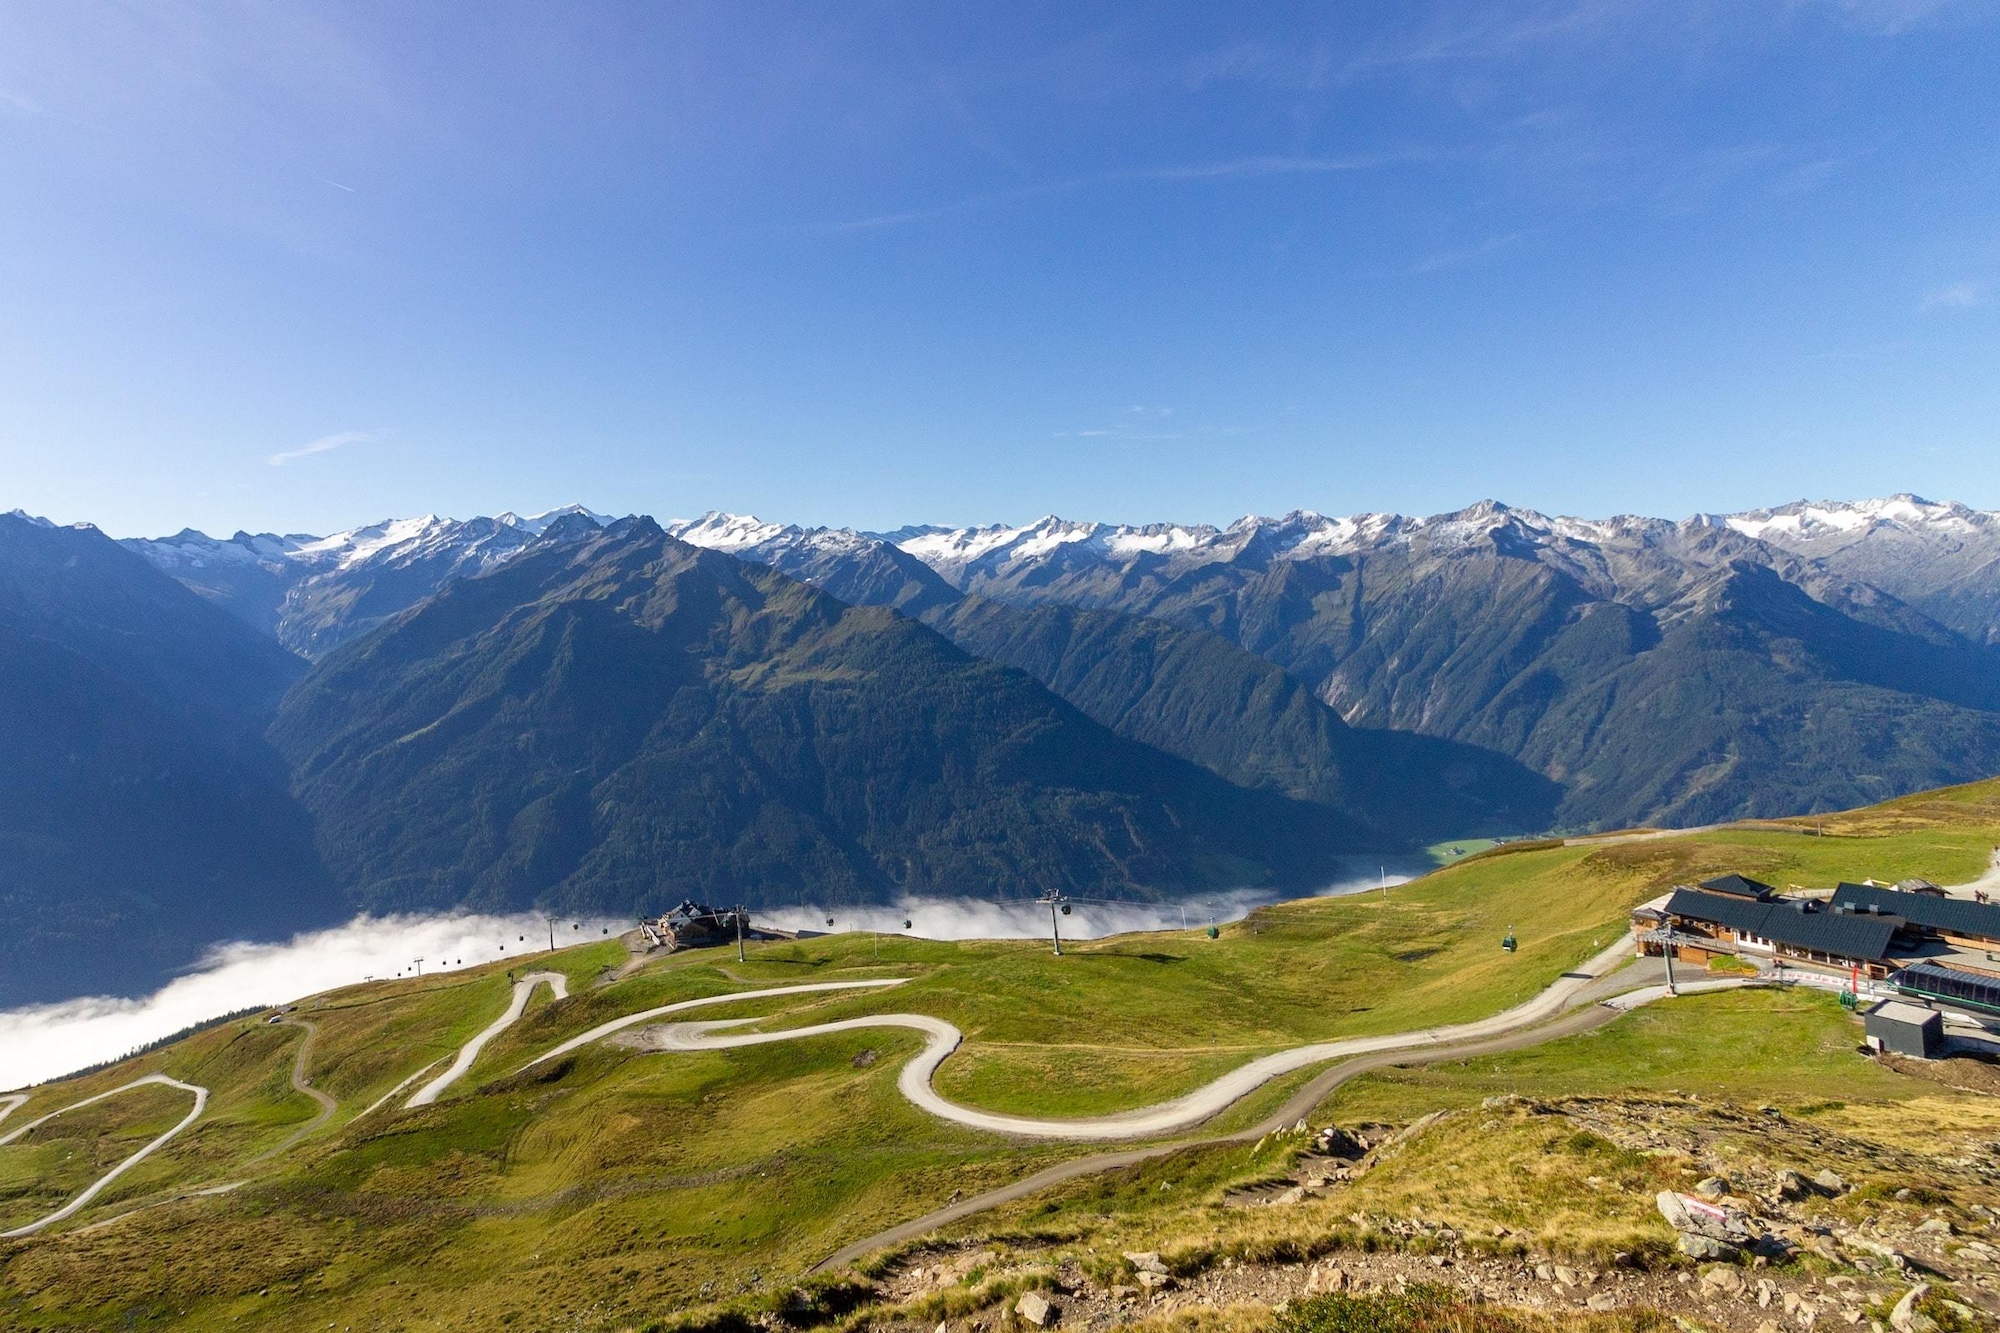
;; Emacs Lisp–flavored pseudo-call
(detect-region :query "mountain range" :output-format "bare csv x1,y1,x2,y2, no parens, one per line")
4,493,1997,1004
123,495,2000,832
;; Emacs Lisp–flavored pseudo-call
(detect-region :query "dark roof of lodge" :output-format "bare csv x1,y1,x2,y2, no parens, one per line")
1831,882,2000,943
1699,874,1777,900
1665,887,1900,961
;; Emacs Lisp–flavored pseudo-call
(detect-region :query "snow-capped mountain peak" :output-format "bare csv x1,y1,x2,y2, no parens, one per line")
494,504,615,536
1717,494,1993,544
664,510,801,552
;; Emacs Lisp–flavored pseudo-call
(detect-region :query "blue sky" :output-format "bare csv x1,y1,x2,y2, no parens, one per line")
2,1,1997,538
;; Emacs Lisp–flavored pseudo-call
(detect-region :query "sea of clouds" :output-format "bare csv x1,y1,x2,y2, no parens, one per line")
0,859,1422,1090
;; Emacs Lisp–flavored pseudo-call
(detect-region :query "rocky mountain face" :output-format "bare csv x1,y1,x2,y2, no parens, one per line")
124,506,611,656
270,521,1362,916
666,513,1560,840
865,501,2000,829
0,513,342,1005
1713,495,2000,646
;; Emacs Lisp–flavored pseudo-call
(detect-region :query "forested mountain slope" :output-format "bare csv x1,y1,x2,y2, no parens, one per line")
0,513,341,1005
270,520,1362,915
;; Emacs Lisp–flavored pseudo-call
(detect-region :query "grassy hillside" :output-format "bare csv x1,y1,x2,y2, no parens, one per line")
3,778,1999,1330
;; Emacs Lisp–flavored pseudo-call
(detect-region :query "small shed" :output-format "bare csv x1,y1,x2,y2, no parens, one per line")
1864,999,1945,1060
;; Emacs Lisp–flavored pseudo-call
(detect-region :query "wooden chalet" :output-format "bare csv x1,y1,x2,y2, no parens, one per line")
1634,874,1900,979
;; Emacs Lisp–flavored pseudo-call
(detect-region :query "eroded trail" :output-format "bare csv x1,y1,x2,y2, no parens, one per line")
0,1074,209,1239
407,971,570,1108
246,1020,338,1163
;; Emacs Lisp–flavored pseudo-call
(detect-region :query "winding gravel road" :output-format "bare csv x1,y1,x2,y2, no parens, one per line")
407,970,570,1108
808,966,1759,1272
642,934,1649,1142
0,1074,209,1239
517,979,910,1072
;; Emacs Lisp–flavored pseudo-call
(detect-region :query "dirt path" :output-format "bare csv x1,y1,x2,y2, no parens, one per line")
1947,846,2000,898
806,972,1759,1274
0,1093,26,1130
245,1020,338,1163
407,970,570,1108
0,1074,208,1239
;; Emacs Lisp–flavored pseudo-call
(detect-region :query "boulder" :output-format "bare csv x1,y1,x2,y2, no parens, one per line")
1122,1251,1167,1275
1135,1270,1172,1292
1702,1265,1748,1295
1815,1170,1847,1192
1776,1170,1808,1201
1684,1235,1743,1262
1659,1192,1695,1230
1015,1291,1055,1327
1587,1294,1620,1312
1697,1177,1732,1199
1889,1284,1931,1333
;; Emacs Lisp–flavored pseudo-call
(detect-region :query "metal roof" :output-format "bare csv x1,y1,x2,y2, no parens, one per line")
1866,999,1941,1027
1664,887,1900,961
1831,882,2000,943
1697,873,1778,900
1892,961,2000,1014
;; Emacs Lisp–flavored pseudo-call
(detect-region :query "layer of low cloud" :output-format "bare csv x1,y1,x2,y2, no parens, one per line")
0,911,620,1090
0,861,1417,1091
268,429,371,466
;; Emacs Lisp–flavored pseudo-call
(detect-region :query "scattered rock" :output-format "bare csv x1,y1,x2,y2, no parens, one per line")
1777,1170,1809,1201
1014,1290,1054,1327
1107,1285,1137,1302
1816,1170,1848,1193
1701,1265,1748,1296
1315,1126,1372,1159
1122,1251,1167,1275
1915,1218,1952,1236
1587,1293,1620,1311
1135,1271,1172,1293
1888,1284,1931,1333
1698,1177,1732,1199
1682,1234,1743,1262
1554,1266,1579,1288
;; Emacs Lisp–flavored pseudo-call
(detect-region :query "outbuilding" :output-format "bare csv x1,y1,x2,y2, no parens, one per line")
1863,999,1945,1060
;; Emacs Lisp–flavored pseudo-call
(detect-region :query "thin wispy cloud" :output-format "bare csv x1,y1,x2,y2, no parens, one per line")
319,177,358,193
1921,281,1987,311
1408,231,1531,275
268,429,371,466
823,152,1423,233
0,86,46,116
1058,405,1188,442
